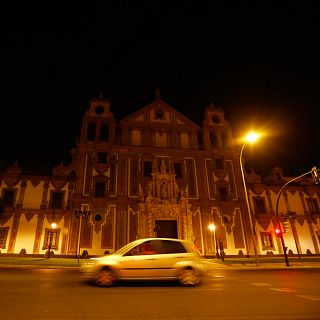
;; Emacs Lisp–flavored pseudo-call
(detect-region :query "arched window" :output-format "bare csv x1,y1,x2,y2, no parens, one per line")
100,123,109,141
87,123,96,141
95,182,106,198
210,132,218,147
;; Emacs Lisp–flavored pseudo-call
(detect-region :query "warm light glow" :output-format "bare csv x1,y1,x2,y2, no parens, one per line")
245,131,260,143
208,223,216,231
275,228,281,234
51,222,57,229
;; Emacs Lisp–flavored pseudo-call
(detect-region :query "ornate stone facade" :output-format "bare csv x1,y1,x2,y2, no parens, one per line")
0,93,320,257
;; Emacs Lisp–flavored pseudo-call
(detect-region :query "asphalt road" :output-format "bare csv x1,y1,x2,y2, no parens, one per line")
0,267,319,320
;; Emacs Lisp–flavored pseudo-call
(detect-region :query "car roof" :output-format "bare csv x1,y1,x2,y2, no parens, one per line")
122,238,189,249
133,238,188,243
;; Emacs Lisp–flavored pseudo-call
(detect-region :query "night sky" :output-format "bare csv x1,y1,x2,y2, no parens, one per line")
1,1,320,177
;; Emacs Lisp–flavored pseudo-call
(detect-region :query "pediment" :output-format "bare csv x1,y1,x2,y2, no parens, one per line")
120,99,199,129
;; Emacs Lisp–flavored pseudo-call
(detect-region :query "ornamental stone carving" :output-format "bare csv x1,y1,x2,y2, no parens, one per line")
136,159,194,241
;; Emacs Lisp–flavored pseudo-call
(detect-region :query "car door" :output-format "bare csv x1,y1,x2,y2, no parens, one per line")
151,240,189,278
117,240,161,279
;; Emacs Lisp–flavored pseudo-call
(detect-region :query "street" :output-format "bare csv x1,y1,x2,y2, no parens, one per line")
0,267,320,319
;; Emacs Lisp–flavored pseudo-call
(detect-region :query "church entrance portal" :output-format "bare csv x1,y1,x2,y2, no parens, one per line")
155,220,178,238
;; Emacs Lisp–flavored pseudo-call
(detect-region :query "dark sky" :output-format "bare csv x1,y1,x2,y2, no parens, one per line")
1,1,320,177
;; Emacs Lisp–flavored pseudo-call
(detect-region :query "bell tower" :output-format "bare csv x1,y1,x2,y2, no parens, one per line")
202,102,232,151
79,94,115,144
74,94,117,199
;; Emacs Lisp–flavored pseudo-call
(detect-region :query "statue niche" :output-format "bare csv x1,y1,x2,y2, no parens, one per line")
140,159,182,205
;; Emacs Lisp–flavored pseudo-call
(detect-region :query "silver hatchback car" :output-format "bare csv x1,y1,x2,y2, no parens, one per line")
81,238,207,286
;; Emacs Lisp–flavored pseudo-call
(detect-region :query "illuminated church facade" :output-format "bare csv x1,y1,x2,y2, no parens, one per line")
1,93,320,258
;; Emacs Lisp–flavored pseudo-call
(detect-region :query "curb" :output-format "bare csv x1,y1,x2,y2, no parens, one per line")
205,261,320,270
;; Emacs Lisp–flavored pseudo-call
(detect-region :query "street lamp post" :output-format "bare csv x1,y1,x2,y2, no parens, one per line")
47,222,57,259
287,211,301,259
208,223,220,258
275,168,317,266
76,210,85,263
75,204,91,263
240,132,260,267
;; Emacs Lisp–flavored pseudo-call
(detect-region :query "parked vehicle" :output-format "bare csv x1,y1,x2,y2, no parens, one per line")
80,238,207,286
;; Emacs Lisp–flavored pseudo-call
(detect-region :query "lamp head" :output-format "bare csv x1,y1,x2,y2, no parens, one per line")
51,222,57,229
245,131,260,144
208,223,216,231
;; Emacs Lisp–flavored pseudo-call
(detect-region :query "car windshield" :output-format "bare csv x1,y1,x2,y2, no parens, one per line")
112,240,142,255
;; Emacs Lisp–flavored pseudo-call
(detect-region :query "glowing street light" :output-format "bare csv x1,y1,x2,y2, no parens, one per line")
240,131,261,267
245,131,260,143
47,222,57,259
208,223,220,259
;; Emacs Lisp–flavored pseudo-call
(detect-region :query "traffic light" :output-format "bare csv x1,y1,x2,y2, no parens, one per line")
283,220,289,233
275,228,282,237
311,167,320,184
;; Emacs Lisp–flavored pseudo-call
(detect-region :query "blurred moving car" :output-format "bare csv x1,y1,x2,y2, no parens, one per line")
80,238,207,287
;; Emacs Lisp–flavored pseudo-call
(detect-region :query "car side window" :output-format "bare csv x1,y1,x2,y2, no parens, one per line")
127,241,157,256
124,240,188,256
159,240,187,254
140,241,156,255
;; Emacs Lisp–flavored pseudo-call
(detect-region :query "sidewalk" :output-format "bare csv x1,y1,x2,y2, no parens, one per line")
205,256,320,269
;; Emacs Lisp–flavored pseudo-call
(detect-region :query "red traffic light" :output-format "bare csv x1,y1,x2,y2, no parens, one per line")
275,228,282,236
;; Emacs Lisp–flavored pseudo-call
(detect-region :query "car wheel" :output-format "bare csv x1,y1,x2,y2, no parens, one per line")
178,267,200,286
95,267,116,287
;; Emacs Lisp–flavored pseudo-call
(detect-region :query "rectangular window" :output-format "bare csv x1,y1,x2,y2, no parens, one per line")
210,132,218,147
50,192,64,209
115,127,121,144
0,227,9,249
2,189,16,207
155,132,167,147
97,152,108,164
132,129,141,145
260,232,274,250
174,162,183,178
218,186,228,201
130,158,139,195
143,161,152,177
215,159,224,170
95,182,106,198
253,197,266,214
180,133,189,148
197,132,203,147
306,198,320,214
100,123,109,141
87,123,96,141
185,158,198,198
221,132,228,148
